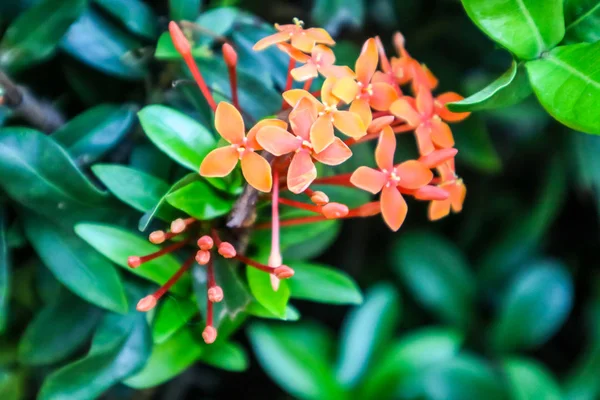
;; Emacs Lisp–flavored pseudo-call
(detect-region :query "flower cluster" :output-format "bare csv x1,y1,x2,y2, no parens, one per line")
128,20,469,344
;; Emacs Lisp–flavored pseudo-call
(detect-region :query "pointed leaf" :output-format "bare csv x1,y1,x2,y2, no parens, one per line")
166,180,233,220
94,0,157,40
169,0,201,20
200,341,249,372
152,296,197,344
247,265,290,319
564,0,600,43
287,261,362,305
502,357,562,400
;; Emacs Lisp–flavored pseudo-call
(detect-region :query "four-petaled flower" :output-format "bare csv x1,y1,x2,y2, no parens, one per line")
253,18,335,53
277,43,354,81
350,126,433,231
200,102,287,192
257,97,352,193
428,160,466,221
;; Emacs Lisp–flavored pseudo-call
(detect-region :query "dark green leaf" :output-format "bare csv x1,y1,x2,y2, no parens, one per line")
138,105,216,170
526,42,600,134
312,0,365,36
336,283,401,387
502,357,562,400
453,115,502,173
52,104,136,166
60,10,147,80
152,296,197,344
18,289,101,366
0,208,8,333
392,231,475,327
564,343,600,400
0,370,24,400
166,180,233,220
154,32,211,60
75,223,191,295
287,261,362,305
460,0,564,60
491,260,573,351
448,61,531,112
197,7,240,45
200,341,249,372
94,0,157,39
169,0,201,20
247,263,290,319
246,302,300,321
129,142,174,181
0,0,86,72
23,215,128,314
564,0,600,43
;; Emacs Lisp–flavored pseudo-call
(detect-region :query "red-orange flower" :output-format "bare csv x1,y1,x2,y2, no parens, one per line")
199,102,286,192
350,126,433,231
253,19,335,53
257,97,352,193
277,43,354,81
428,161,466,221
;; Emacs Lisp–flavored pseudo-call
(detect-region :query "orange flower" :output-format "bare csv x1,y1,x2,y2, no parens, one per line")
428,161,466,221
434,92,471,122
350,126,433,231
257,97,352,194
282,83,366,153
199,102,287,192
331,38,398,111
277,43,354,81
253,18,335,53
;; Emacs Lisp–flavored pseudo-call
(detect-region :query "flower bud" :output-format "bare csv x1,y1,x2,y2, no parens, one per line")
168,21,191,56
222,43,238,68
136,295,157,312
149,230,166,244
197,235,214,250
322,202,349,219
208,286,224,303
195,250,211,265
274,265,295,279
218,242,236,258
202,325,217,344
127,256,141,268
310,191,329,206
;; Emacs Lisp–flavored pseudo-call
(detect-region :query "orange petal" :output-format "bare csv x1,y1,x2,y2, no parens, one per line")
290,97,318,140
256,126,300,156
430,118,455,148
418,148,458,168
356,38,378,85
247,119,288,149
241,151,272,192
435,92,471,122
253,31,291,51
413,185,449,201
282,89,322,109
332,77,360,104
310,115,335,153
350,98,372,127
380,186,408,231
291,63,319,81
428,198,451,221
375,126,396,171
199,146,239,177
350,166,386,194
313,137,352,166
291,33,315,53
370,82,398,111
321,77,341,106
313,45,335,66
390,97,421,127
416,86,434,117
415,124,435,156
450,181,466,212
396,160,433,189
277,43,311,62
333,111,366,139
368,116,395,135
320,65,355,79
372,70,394,86
287,151,317,194
215,102,244,144
305,28,335,46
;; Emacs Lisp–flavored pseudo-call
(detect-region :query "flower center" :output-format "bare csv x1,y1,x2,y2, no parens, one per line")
318,103,337,120
295,136,313,152
356,82,374,99
382,168,401,187
232,138,254,159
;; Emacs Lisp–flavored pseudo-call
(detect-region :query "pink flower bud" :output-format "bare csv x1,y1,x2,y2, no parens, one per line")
149,230,166,244
322,202,349,219
208,286,224,303
136,295,157,312
218,242,236,258
222,43,238,68
274,265,295,279
202,325,217,344
170,218,187,234
310,191,329,206
127,256,141,268
195,250,211,265
197,235,214,250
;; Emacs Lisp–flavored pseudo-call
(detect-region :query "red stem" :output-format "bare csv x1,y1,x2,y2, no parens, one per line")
207,256,216,288
302,78,314,91
312,173,353,186
182,53,217,112
227,65,240,111
271,168,281,264
278,197,321,214
153,253,195,300
234,254,276,273
137,238,191,265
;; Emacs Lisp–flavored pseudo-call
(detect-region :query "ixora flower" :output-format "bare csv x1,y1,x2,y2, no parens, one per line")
428,159,467,221
199,102,287,192
276,43,354,81
252,18,335,52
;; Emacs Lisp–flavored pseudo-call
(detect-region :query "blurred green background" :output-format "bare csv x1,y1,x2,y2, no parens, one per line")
0,0,599,399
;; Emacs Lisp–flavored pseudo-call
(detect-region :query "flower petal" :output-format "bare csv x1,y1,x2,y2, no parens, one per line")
418,148,458,168
313,44,336,66
412,185,449,201
291,33,315,53
313,137,352,166
321,77,341,106
253,31,292,51
333,111,366,138
415,124,436,156
396,160,433,189
247,119,288,149
375,126,396,171
416,86,434,117
320,65,355,79
350,98,372,127
305,28,335,46
199,146,239,177
430,118,455,148
450,181,466,212
380,186,408,231
332,77,360,104
428,198,451,221
310,115,335,153
290,97,318,140
356,38,378,85
435,92,471,122
283,89,321,109
256,126,300,156
287,151,317,194
368,116,395,135
241,151,272,192
370,82,398,111
390,97,421,127
350,166,386,194
215,102,244,144
276,42,311,62
291,63,319,81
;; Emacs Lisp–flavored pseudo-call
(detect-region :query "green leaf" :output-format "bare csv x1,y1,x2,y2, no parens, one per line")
336,283,401,387
246,302,301,321
94,0,157,39
152,296,197,344
138,105,216,170
129,142,173,181
0,0,87,72
124,327,203,389
198,7,240,46
60,10,147,80
200,341,249,372
0,128,110,225
18,289,101,366
360,327,464,399
448,61,531,112
52,104,136,166
526,42,600,134
564,0,600,43
392,231,476,327
502,358,562,400
154,32,211,60
312,0,365,35
0,208,8,333
248,322,343,399
423,355,506,400
287,261,362,305
166,180,233,220
75,223,191,295
564,343,600,400
460,0,564,60
39,290,152,400
491,260,573,351
453,115,502,173
247,265,290,319
169,0,201,20
23,215,128,314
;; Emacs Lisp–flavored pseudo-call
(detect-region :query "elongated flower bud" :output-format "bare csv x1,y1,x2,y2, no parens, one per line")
168,21,191,56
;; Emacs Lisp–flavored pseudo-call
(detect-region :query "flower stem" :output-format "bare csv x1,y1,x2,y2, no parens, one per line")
234,254,276,273
312,173,353,186
182,53,217,112
282,58,295,108
270,168,281,263
153,253,195,300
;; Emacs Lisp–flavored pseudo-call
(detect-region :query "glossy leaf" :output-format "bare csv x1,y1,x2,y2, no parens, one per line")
152,296,197,344
0,208,8,333
52,104,136,166
0,0,87,72
448,61,531,112
23,215,128,314
392,231,476,327
154,32,212,60
336,283,401,387
312,0,365,35
453,115,502,173
94,0,157,40
287,261,362,305
138,105,216,170
502,357,562,400
166,180,233,220
169,0,201,20
247,264,290,319
200,341,249,372
75,223,191,295
197,7,240,46
526,42,600,134
460,0,564,60
246,302,301,321
564,0,600,43
491,260,573,351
